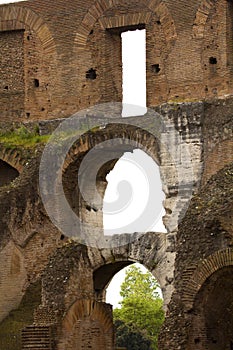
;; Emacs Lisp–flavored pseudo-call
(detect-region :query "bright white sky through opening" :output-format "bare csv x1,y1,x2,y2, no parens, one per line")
103,149,167,235
105,29,166,306
0,0,26,3
122,29,147,117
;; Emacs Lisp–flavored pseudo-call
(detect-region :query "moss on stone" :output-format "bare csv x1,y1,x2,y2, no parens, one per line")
0,126,50,149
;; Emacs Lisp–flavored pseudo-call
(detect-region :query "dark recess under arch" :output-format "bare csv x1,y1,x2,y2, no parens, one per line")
0,159,19,187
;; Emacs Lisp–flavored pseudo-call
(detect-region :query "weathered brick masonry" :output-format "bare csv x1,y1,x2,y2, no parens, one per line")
1,0,233,122
0,0,232,349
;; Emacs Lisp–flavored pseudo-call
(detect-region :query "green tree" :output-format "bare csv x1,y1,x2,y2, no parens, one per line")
115,319,151,350
113,265,164,350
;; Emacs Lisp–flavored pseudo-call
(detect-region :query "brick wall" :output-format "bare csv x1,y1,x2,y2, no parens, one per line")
0,0,233,122
0,1,232,349
0,30,24,120
202,97,233,183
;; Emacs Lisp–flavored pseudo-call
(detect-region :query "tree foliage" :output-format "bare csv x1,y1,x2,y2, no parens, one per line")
114,319,151,350
113,265,164,350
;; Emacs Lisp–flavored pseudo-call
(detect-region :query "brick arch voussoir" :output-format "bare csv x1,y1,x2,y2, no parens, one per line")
63,299,113,333
75,0,177,50
0,147,26,173
193,0,215,38
0,5,57,55
91,231,167,280
183,248,233,310
62,126,160,175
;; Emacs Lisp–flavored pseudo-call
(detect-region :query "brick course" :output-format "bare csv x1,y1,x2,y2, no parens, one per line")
0,1,232,349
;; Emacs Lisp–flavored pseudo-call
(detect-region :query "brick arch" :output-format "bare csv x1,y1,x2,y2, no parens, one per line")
75,0,177,49
193,0,215,39
90,231,170,303
183,248,233,310
63,299,113,332
93,256,164,299
91,231,166,275
0,5,56,55
0,147,26,173
61,125,161,243
63,124,160,175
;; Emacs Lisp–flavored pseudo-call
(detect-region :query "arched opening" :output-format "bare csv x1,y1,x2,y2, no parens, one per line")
121,28,147,117
103,149,166,236
0,159,19,187
188,266,233,349
94,261,133,302
61,123,165,245
106,263,163,307
94,262,164,350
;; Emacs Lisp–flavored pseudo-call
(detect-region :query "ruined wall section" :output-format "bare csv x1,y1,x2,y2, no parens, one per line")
0,4,58,122
158,97,233,349
202,97,233,183
0,242,27,323
24,0,94,118
146,15,170,105
24,29,54,121
201,0,230,98
0,30,24,120
75,21,122,111
159,162,233,349
0,156,64,343
0,281,42,350
60,300,114,350
1,0,233,123
73,1,175,110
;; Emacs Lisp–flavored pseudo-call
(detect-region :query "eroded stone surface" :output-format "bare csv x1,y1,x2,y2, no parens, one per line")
0,0,233,349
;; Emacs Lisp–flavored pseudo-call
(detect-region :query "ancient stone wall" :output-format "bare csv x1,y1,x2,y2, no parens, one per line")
202,97,233,183
0,0,233,122
158,163,233,349
0,30,24,120
0,1,233,349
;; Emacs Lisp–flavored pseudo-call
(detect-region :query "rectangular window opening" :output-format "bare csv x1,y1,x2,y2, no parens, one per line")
121,28,147,117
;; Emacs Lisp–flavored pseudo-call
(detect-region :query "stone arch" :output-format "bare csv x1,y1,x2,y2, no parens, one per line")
62,123,160,196
60,299,114,349
193,0,215,38
187,265,233,349
89,229,174,308
93,260,163,303
63,299,113,332
63,124,160,174
183,248,233,310
47,114,181,243
0,159,19,186
93,261,133,301
0,147,26,173
61,123,162,237
75,0,177,49
0,5,56,55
